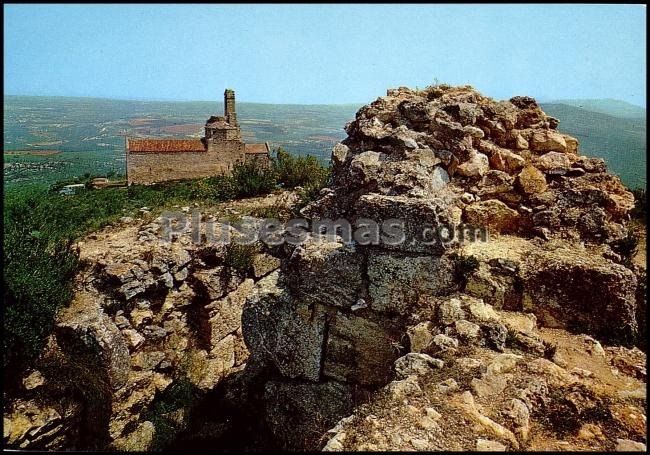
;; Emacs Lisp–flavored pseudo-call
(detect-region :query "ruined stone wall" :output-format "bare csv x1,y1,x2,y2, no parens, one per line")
240,83,644,450
127,142,245,185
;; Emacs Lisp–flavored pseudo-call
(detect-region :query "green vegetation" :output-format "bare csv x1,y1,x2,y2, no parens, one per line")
3,189,80,377
273,147,330,189
50,171,123,192
223,243,257,276
142,377,200,450
453,254,480,278
272,147,330,210
3,151,331,380
231,161,278,198
4,95,355,188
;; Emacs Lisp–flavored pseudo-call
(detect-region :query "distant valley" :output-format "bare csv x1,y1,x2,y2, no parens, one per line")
540,102,646,189
3,95,646,189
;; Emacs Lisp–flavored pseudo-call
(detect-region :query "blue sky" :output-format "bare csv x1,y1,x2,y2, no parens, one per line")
3,4,646,105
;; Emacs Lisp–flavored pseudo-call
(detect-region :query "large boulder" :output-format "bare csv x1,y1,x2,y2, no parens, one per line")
283,235,364,310
242,271,327,382
367,250,457,314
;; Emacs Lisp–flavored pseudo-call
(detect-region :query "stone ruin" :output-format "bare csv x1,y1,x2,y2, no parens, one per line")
241,84,645,449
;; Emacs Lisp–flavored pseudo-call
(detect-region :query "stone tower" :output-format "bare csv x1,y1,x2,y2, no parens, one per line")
224,89,238,126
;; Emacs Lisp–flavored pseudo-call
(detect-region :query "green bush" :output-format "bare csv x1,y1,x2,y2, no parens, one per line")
208,174,238,200
272,147,330,189
142,377,199,450
455,254,480,276
3,187,80,377
3,179,229,381
296,182,326,210
231,161,277,198
223,243,257,276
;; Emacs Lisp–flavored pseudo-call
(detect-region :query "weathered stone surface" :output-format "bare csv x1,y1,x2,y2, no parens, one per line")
438,297,467,325
476,170,514,196
522,244,638,342
394,353,444,379
407,321,436,352
461,236,641,343
454,319,481,341
464,200,520,234
457,152,490,177
208,278,254,343
529,130,567,153
465,263,521,310
251,253,280,279
432,334,459,352
323,311,402,385
22,371,45,391
476,438,507,451
517,166,547,194
368,250,457,315
242,271,326,381
536,151,571,175
3,399,81,450
264,380,354,450
284,235,364,310
56,292,131,390
616,439,647,452
349,150,384,185
353,193,458,254
112,420,155,451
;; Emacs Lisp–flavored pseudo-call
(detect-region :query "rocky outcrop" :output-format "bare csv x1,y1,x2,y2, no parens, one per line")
321,307,647,451
4,202,286,450
242,83,645,450
460,236,639,343
303,84,633,244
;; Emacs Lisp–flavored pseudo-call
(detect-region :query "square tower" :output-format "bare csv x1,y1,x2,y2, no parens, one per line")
224,88,238,126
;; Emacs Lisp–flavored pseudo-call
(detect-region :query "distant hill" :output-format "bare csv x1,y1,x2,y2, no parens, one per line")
547,98,646,119
3,96,645,190
540,103,646,189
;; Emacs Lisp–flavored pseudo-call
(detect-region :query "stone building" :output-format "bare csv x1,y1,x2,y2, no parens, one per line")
126,89,271,185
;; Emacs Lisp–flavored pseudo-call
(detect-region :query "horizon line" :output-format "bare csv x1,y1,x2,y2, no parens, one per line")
4,93,646,110
3,93,367,107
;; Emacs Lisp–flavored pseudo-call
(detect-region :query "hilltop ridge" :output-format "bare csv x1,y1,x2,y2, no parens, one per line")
3,83,646,452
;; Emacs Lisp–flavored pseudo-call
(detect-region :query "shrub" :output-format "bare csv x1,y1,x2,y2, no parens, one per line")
3,188,80,379
231,161,277,198
142,377,199,450
209,175,239,201
272,147,330,189
223,243,257,276
455,254,480,276
296,182,326,211
250,203,289,221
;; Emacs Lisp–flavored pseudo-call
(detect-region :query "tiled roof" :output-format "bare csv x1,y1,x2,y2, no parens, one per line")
127,138,206,153
245,143,270,154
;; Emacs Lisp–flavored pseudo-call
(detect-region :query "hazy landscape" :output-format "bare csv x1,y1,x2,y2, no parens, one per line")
4,95,646,189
